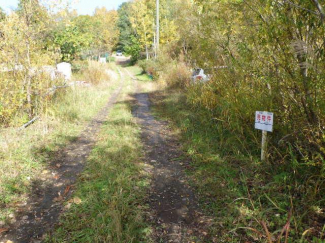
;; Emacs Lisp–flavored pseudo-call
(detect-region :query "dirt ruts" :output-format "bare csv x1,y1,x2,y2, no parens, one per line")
0,71,124,243
130,71,212,242
1,64,212,243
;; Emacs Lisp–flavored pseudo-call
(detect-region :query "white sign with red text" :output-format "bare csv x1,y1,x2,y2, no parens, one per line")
255,111,274,132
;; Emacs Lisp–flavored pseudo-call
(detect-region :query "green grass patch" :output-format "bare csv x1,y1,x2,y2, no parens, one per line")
108,57,116,63
46,71,152,242
126,65,152,82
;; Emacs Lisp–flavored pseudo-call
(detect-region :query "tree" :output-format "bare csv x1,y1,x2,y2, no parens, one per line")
126,0,179,60
130,0,154,59
158,0,178,45
53,23,91,61
0,9,57,123
16,0,54,117
0,7,6,21
94,7,119,55
116,2,137,52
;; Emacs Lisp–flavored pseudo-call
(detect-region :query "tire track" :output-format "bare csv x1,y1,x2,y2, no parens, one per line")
125,68,212,242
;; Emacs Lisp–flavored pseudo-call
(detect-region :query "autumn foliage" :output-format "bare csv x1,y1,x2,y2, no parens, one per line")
0,1,118,126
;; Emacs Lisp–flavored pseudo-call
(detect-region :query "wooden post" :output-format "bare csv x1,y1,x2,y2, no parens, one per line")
261,130,267,161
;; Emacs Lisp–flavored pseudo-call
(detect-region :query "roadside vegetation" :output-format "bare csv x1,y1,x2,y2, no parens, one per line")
151,88,324,242
0,0,324,242
0,0,119,127
0,61,116,226
122,0,325,242
0,0,120,226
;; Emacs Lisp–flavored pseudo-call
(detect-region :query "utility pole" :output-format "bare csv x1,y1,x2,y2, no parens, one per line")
154,32,157,59
156,0,159,57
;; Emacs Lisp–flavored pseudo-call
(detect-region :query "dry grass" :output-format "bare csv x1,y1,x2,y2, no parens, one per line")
83,61,111,85
162,62,191,88
0,64,119,224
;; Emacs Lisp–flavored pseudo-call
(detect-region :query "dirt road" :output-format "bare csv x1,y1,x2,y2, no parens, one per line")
129,69,211,242
1,62,211,242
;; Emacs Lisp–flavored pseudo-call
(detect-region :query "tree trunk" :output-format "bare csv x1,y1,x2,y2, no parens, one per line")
311,0,325,20
26,40,32,118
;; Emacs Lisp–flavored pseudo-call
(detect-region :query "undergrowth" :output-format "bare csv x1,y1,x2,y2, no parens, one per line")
151,89,325,242
83,61,112,85
138,46,325,242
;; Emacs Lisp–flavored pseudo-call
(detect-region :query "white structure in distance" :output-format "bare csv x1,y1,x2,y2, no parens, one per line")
57,62,72,80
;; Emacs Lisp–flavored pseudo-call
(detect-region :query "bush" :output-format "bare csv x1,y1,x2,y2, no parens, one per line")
138,49,191,87
71,60,88,73
161,62,191,88
138,59,159,78
157,53,325,241
0,69,63,126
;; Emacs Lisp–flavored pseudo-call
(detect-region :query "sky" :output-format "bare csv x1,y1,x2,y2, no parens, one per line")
0,0,128,15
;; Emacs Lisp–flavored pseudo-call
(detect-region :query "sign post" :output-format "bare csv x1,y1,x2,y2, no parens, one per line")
255,111,274,161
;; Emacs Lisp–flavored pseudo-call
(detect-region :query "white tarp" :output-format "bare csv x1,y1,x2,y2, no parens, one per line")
57,62,72,80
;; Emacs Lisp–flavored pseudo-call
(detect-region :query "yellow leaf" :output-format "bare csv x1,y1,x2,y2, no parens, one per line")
73,197,82,204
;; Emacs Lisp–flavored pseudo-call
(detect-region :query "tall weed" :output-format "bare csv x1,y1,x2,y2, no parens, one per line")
83,61,111,85
0,70,64,126
0,64,117,224
144,46,325,241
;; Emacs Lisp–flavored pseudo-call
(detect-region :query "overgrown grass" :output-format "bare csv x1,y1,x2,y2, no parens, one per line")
137,47,324,242
151,90,325,243
138,54,191,88
45,69,152,242
0,64,118,224
83,61,111,85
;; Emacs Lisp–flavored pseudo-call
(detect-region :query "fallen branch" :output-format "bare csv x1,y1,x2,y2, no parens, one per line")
312,0,325,20
42,84,69,98
261,221,273,243
19,116,39,130
18,85,69,131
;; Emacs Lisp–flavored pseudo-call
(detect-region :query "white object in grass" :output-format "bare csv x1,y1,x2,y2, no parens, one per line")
57,62,72,80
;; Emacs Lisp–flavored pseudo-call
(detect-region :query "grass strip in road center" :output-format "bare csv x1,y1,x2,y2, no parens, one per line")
45,72,152,243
